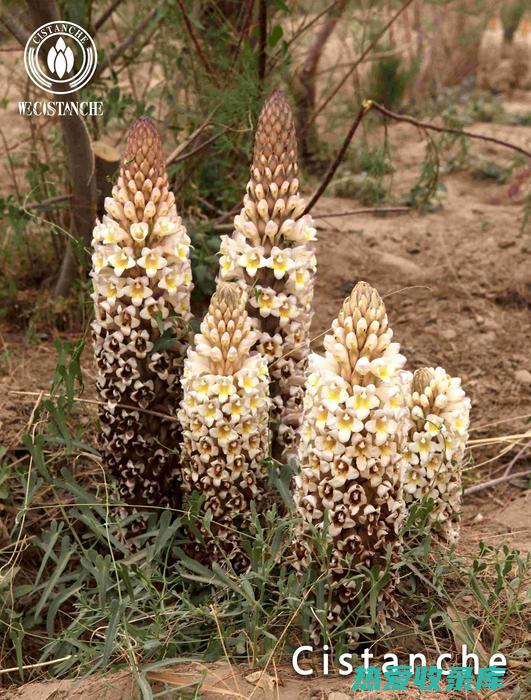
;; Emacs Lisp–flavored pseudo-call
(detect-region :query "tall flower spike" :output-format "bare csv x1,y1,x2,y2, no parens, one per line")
404,366,470,544
91,116,193,525
512,14,531,89
178,282,271,571
218,90,317,460
293,281,410,639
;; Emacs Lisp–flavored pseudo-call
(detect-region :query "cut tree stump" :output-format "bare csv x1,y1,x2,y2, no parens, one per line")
93,140,120,218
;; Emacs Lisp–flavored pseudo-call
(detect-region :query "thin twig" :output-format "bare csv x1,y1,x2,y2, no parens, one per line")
231,0,255,67
25,194,71,211
94,3,163,80
212,201,242,225
0,654,73,675
165,108,220,166
270,0,343,70
257,0,267,85
314,206,411,219
303,98,531,214
9,390,176,423
303,101,370,214
177,0,217,81
464,470,531,496
471,413,531,433
169,129,228,166
306,0,416,129
503,445,530,477
94,0,126,31
370,101,531,160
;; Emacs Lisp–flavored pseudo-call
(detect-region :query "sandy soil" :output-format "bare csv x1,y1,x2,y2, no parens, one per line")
0,660,514,699
0,90,529,700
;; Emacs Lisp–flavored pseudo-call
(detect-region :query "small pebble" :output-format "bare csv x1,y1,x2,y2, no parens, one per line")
515,369,531,385
441,328,457,341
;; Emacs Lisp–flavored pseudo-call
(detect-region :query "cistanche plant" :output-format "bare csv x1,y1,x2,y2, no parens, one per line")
178,282,271,571
90,116,193,522
218,90,317,460
292,281,411,638
404,366,470,544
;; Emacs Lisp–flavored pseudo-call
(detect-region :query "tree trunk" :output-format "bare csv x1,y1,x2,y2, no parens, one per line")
293,0,349,169
6,0,98,298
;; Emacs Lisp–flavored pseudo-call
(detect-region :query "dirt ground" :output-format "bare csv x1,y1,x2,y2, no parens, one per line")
0,659,517,699
0,99,530,697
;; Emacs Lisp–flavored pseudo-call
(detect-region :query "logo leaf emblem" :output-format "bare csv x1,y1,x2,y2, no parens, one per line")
46,36,75,78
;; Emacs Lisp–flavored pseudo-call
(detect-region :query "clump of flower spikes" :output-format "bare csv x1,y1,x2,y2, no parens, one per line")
218,90,317,460
178,283,271,572
404,366,470,544
91,116,192,520
292,281,410,640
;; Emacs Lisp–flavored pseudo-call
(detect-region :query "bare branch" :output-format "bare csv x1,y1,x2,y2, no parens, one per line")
464,470,531,496
94,3,163,80
169,129,229,166
165,108,220,166
303,102,370,214
176,0,217,81
231,0,255,67
257,0,267,85
306,0,416,129
370,101,531,160
0,12,30,45
26,194,71,211
314,207,411,219
303,99,531,214
94,0,126,31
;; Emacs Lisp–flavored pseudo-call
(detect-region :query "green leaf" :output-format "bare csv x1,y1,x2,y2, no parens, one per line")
102,598,123,669
35,535,73,618
268,25,283,48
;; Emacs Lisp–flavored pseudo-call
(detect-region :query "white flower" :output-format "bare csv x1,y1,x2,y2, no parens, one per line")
238,247,266,277
346,385,380,420
410,431,433,463
108,248,136,276
198,401,222,427
212,377,236,403
130,222,149,243
92,250,108,273
369,355,404,382
219,254,236,277
365,413,398,446
328,409,364,443
158,271,183,294
237,369,260,393
123,277,152,306
137,247,167,277
267,247,294,279
153,217,180,237
322,380,349,411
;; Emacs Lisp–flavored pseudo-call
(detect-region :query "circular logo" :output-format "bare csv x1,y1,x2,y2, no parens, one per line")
24,21,97,95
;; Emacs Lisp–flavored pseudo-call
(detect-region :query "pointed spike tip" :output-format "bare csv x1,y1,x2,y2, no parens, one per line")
211,282,244,310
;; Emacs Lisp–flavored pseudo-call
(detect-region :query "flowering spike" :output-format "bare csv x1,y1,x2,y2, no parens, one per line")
404,366,470,544
219,90,317,459
178,282,271,571
91,116,193,524
293,281,410,639
512,14,531,89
